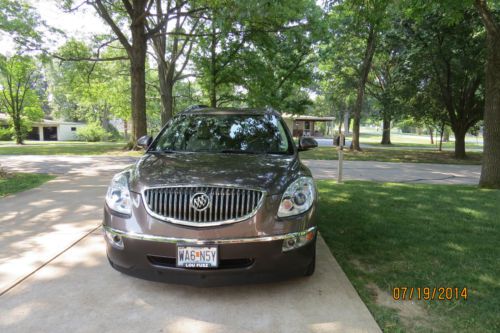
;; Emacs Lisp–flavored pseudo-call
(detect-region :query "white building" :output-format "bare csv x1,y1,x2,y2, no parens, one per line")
0,113,86,141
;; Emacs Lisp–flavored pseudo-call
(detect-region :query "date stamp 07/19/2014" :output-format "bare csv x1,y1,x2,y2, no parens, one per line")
392,287,468,301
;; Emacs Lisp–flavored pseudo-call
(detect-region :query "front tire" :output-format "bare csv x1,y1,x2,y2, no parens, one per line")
304,243,316,276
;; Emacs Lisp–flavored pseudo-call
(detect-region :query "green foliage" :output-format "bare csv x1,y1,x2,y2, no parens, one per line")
0,126,12,140
0,54,43,144
76,123,110,142
0,0,42,48
192,0,323,113
48,39,131,125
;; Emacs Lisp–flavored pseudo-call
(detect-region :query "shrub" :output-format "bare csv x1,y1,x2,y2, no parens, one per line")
106,124,123,141
76,123,110,142
0,127,13,141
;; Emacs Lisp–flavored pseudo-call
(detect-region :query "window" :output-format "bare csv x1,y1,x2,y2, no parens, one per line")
152,113,293,155
71,127,77,131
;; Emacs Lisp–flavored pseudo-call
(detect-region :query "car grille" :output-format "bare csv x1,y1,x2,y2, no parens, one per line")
143,186,265,226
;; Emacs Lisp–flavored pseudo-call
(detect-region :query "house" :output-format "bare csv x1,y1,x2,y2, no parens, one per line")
281,114,335,137
0,113,86,141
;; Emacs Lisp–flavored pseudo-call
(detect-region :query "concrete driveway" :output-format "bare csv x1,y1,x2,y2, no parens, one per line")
0,156,381,333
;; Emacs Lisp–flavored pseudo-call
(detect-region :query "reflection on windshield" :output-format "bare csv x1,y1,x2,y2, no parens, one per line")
152,113,292,154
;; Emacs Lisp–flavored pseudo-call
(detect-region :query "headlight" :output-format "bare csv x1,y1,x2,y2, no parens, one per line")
278,177,315,217
105,172,131,215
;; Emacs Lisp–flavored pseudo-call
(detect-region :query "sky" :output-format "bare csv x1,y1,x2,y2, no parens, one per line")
0,0,109,55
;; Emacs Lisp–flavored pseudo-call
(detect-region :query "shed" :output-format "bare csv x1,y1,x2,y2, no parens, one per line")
0,113,86,141
281,114,335,137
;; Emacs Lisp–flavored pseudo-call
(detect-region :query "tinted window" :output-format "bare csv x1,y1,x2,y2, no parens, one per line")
152,113,292,155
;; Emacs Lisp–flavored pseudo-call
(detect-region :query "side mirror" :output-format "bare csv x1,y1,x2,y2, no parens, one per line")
298,136,318,151
137,135,152,149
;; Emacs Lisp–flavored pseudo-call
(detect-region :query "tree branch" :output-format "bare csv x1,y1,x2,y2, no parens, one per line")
92,0,132,54
474,0,499,37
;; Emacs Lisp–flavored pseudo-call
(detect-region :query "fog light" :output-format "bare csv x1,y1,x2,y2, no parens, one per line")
105,229,124,249
282,229,316,252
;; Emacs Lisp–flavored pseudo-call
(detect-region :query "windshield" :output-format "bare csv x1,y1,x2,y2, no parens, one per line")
151,113,293,155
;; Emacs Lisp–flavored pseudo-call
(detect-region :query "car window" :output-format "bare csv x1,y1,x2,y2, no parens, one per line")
152,113,293,155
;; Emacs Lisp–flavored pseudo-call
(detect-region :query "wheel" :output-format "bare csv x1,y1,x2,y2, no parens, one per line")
304,245,316,276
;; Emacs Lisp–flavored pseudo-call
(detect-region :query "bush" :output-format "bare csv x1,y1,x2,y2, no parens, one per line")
0,127,13,141
106,124,123,141
76,123,110,142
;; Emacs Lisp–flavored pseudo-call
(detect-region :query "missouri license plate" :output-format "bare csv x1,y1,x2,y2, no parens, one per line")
176,245,218,268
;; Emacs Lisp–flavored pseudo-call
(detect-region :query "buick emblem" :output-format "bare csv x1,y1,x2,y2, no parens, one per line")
191,192,210,211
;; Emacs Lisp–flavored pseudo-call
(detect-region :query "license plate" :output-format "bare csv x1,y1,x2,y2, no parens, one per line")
176,245,218,268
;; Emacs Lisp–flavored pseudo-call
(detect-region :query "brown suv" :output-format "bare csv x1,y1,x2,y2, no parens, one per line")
103,107,318,286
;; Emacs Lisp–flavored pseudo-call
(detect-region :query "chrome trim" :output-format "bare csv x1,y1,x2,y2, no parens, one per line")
141,185,267,227
103,225,317,245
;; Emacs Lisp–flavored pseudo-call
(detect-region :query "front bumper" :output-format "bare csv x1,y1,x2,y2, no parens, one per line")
104,225,317,286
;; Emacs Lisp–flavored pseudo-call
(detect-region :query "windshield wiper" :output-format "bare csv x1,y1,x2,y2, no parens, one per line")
149,149,176,154
220,149,260,154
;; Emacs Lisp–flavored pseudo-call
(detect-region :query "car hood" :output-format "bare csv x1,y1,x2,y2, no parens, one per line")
128,152,307,195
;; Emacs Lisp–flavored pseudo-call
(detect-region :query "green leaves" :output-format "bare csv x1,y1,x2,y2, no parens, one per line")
48,39,130,124
0,54,43,143
192,0,322,112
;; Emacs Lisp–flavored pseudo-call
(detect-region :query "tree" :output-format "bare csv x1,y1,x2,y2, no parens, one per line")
366,20,407,145
242,4,323,114
0,0,42,49
64,0,187,146
324,0,391,151
49,40,131,132
192,0,321,110
148,0,200,125
404,0,499,185
402,10,485,158
0,55,43,144
474,0,500,188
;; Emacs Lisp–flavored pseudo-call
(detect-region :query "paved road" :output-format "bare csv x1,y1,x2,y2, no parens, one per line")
0,156,381,333
1,155,482,184
303,160,481,185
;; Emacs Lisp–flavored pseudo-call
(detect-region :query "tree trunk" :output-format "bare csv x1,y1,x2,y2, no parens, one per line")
429,127,434,145
158,61,175,126
476,0,500,188
351,25,377,151
343,111,350,135
209,22,217,108
381,115,391,145
123,118,128,140
453,127,467,159
101,103,111,132
14,117,23,144
130,21,148,145
443,129,450,142
438,122,445,151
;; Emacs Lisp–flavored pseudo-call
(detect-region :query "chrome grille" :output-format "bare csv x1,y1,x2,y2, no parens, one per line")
143,186,265,226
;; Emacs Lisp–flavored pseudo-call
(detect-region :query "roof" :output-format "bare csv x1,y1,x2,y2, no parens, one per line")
0,113,85,125
281,113,335,122
38,119,85,126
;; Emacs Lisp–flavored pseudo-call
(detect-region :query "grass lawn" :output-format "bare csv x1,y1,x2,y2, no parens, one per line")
317,180,500,332
300,147,482,165
0,173,55,197
356,132,483,150
0,141,140,156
